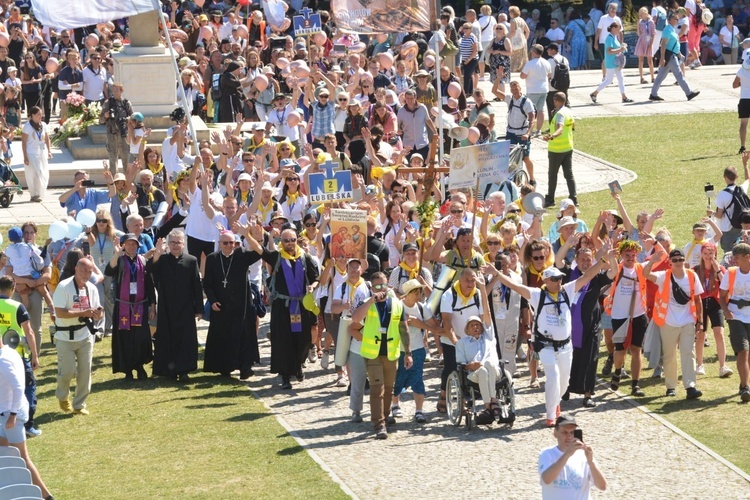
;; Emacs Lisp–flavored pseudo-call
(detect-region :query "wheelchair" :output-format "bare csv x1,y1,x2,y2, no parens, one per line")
445,361,516,430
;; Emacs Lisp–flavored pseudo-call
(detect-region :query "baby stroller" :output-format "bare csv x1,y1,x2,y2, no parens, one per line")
446,361,516,430
0,159,22,207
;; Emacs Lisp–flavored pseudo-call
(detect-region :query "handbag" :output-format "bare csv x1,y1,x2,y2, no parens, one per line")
614,52,626,70
723,46,733,55
440,38,459,57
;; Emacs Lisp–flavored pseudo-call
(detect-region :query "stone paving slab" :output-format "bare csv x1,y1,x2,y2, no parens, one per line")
247,322,750,499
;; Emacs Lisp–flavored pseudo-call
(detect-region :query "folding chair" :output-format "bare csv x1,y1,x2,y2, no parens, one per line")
0,448,20,458
0,467,31,488
0,457,25,469
0,483,43,499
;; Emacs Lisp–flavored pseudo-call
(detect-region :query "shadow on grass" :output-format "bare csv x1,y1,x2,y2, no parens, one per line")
277,446,305,456
679,153,736,161
185,402,238,410
225,412,268,422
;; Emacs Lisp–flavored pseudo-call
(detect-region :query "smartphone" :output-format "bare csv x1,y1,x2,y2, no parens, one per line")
82,242,90,256
81,180,96,187
574,429,583,441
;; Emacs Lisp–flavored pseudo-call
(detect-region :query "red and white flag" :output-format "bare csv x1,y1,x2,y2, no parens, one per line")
31,0,158,29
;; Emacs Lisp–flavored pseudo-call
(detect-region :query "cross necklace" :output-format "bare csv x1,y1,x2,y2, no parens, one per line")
220,252,234,288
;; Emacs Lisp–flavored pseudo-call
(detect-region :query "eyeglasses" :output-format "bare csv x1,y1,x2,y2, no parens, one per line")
372,283,387,290
242,158,254,162
281,238,297,243
220,241,234,246
532,255,546,261
287,178,299,182
507,209,520,214
96,219,108,223
549,276,563,282
305,223,316,227
671,258,685,263
450,209,463,214
487,241,501,246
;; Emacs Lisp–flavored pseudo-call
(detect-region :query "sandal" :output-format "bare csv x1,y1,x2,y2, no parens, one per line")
640,78,647,84
490,402,501,418
436,397,447,414
530,379,540,389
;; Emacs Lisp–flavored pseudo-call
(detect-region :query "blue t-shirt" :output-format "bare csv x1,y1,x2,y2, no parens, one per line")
61,188,111,215
604,33,621,69
662,24,680,55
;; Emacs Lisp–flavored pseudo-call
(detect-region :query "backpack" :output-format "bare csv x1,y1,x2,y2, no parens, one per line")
532,288,571,338
211,71,222,101
507,96,534,131
655,8,667,31
550,56,570,90
724,185,750,229
451,288,481,314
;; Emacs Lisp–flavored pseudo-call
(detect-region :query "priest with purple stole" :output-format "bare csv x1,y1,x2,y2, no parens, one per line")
106,233,157,380
245,225,320,391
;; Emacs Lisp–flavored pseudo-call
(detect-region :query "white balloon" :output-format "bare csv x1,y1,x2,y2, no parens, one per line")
48,221,68,242
76,209,97,228
66,220,83,240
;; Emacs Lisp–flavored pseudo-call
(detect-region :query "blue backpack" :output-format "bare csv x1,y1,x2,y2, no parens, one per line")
655,9,667,31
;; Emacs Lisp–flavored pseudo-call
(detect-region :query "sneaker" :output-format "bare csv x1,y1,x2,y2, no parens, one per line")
335,375,348,388
741,386,750,402
719,365,734,378
601,356,613,376
687,91,700,101
582,397,597,408
666,388,676,397
438,355,444,366
307,347,316,364
375,426,388,439
686,387,703,400
648,94,664,101
351,411,363,423
25,427,42,438
696,364,705,375
59,399,73,413
589,92,597,103
739,146,746,155
703,339,710,347
631,386,645,397
622,97,633,103
620,368,629,380
424,352,432,363
653,366,663,379
543,199,556,209
386,416,397,426
415,412,427,424
610,373,621,391
391,405,403,418
73,408,90,415
321,351,330,370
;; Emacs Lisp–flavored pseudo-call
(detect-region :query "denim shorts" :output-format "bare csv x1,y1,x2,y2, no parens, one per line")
393,347,426,395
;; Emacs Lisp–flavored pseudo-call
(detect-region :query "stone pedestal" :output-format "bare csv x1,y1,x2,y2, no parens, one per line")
112,10,177,116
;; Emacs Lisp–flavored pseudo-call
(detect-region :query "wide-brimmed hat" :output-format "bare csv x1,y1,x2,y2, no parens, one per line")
402,279,427,295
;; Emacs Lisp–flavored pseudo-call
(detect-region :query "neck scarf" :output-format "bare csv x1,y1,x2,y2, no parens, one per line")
528,264,546,279
453,280,477,306
399,261,419,280
118,255,146,330
685,239,706,261
280,245,303,261
334,264,347,277
144,185,155,206
286,190,299,206
257,200,274,223
147,161,164,175
347,277,364,303
281,254,305,332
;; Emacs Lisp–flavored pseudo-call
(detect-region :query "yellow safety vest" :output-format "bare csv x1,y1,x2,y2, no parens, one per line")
0,298,28,359
547,106,574,153
360,296,403,361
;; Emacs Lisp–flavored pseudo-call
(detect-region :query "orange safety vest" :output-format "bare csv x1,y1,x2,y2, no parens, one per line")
603,263,648,316
653,269,698,327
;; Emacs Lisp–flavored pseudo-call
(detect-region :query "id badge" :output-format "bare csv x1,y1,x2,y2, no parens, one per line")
99,257,105,267
129,282,138,295
379,327,387,334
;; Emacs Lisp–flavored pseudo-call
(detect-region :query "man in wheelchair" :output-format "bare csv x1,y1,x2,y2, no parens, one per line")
456,316,503,425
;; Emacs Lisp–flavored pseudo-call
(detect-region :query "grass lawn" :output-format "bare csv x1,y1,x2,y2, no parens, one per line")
573,112,750,475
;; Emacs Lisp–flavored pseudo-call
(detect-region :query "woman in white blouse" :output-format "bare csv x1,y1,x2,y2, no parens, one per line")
21,106,51,202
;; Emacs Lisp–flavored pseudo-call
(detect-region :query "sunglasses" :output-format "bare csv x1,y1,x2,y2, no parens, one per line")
450,209,463,214
487,241,501,246
281,238,297,243
372,283,387,290
220,241,234,246
532,255,546,261
338,98,348,102
242,158,254,162
96,219,109,223
287,178,299,182
319,95,329,99
671,258,685,263
305,223,316,227
506,209,520,214
548,276,563,282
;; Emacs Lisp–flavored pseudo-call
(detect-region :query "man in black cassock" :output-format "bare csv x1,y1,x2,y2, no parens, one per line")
147,229,203,382
245,225,319,390
203,230,261,379
105,233,157,380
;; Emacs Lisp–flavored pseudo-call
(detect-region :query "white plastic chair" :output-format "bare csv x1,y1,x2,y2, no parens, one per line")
0,457,24,470
0,467,31,488
0,483,43,499
0,448,20,458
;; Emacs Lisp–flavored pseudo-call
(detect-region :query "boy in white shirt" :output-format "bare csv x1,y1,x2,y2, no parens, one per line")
3,228,54,320
4,66,20,88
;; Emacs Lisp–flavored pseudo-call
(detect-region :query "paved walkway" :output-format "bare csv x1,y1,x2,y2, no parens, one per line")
248,321,750,499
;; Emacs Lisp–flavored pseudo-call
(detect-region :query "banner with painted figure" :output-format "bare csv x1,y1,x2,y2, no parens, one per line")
449,140,511,201
331,0,432,33
330,209,368,260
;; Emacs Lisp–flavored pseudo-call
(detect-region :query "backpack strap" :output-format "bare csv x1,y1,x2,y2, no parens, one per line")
451,288,480,312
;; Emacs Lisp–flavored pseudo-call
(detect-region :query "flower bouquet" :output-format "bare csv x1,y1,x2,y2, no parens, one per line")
51,93,102,147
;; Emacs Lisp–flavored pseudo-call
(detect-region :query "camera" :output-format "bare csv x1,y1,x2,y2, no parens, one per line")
704,182,715,197
81,180,95,187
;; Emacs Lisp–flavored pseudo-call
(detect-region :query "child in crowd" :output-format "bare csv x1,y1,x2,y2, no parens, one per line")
2,85,21,133
4,227,55,320
4,66,21,89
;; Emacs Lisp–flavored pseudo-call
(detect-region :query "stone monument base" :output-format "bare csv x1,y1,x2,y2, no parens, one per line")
113,46,179,117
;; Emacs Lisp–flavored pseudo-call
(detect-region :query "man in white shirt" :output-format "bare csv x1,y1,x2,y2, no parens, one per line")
81,52,108,103
719,242,750,402
538,414,607,499
715,159,750,252
545,19,565,44
52,257,103,415
520,45,551,135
